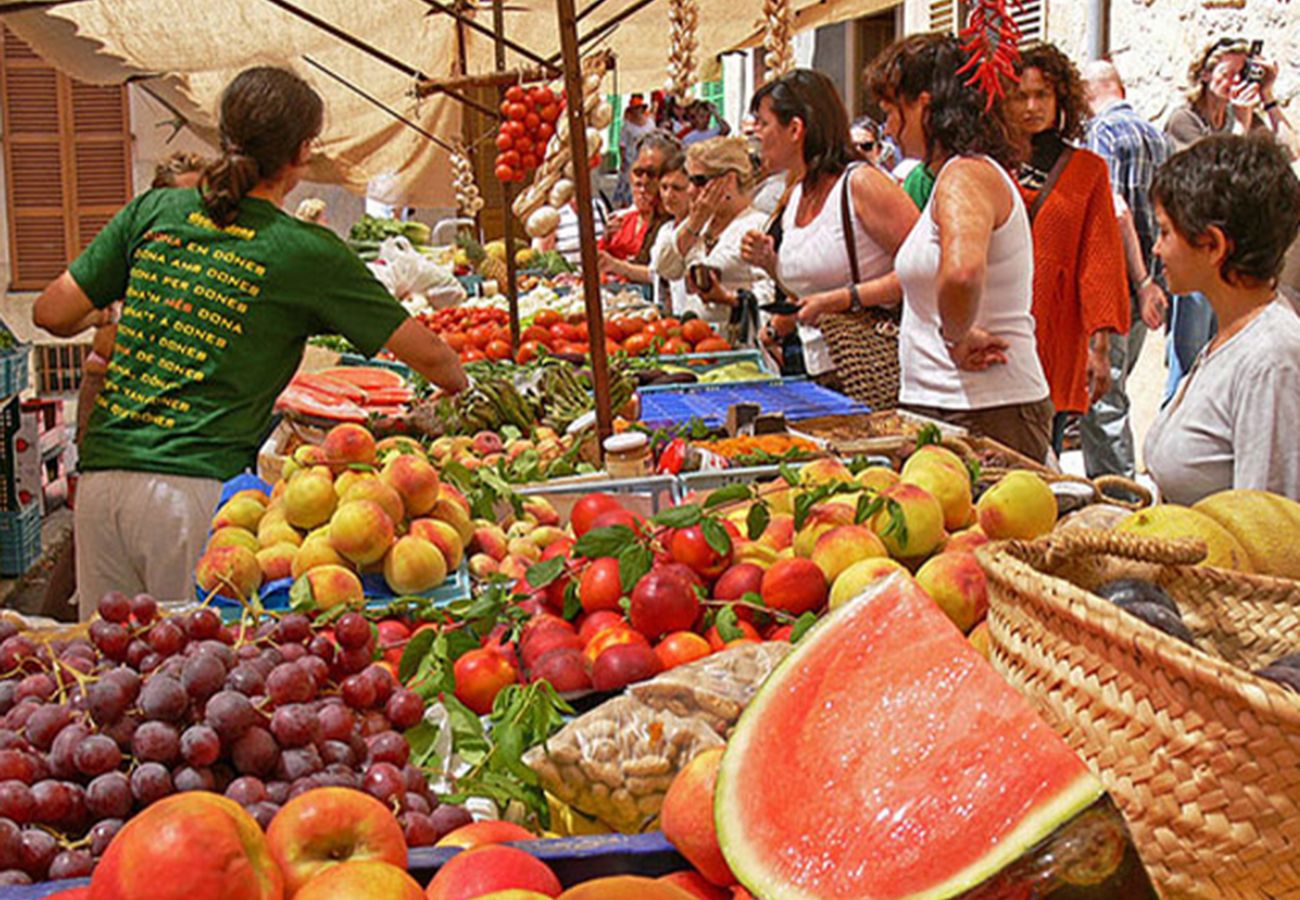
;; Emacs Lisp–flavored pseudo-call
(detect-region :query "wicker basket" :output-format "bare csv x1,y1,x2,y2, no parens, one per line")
978,529,1300,898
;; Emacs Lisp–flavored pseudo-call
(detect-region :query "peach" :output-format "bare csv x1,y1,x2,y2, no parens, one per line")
432,490,474,543
629,567,700,640
976,471,1058,540
498,554,533,582
468,553,500,579
797,457,853,487
322,422,377,467
207,526,261,555
284,473,337,530
792,503,857,558
592,642,662,690
291,537,347,578
473,525,509,562
507,538,542,564
375,435,426,461
409,518,465,571
91,793,281,900
256,543,298,583
756,513,795,551
522,497,561,527
426,845,561,900
295,859,423,899
915,551,988,633
968,620,991,658
195,545,261,600
525,526,568,550
383,535,448,595
901,446,973,532
329,500,395,566
869,482,946,559
333,469,376,499
476,892,554,900
339,476,406,527
661,747,734,887
759,557,828,615
943,526,989,554
829,557,910,609
558,876,694,899
855,465,900,492
291,564,364,610
453,648,520,715
293,444,329,467
258,519,303,549
230,488,270,508
267,787,407,897
658,871,733,899
212,496,266,533
810,525,888,583
381,453,440,517
733,541,778,570
712,563,764,602
473,430,504,456
435,820,536,848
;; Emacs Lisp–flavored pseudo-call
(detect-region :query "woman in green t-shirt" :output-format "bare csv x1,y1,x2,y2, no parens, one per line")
33,67,467,619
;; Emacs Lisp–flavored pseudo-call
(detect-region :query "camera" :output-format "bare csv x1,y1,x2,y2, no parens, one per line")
1244,40,1265,84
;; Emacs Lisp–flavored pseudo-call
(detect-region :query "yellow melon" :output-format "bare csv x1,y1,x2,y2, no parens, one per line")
1192,489,1300,579
1116,504,1252,572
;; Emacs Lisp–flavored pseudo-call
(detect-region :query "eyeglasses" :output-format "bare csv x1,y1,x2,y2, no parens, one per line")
857,141,876,153
688,172,725,188
631,166,661,179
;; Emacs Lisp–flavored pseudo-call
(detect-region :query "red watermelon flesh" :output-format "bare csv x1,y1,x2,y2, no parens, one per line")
715,573,1102,899
289,372,369,403
320,366,406,391
275,386,367,423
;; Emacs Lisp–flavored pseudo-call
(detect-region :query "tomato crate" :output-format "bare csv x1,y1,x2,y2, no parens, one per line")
0,501,41,577
34,342,92,395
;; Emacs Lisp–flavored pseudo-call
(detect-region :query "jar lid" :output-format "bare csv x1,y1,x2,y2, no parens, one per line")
603,432,648,454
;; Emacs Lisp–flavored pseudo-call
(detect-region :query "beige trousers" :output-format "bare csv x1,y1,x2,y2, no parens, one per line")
75,470,222,621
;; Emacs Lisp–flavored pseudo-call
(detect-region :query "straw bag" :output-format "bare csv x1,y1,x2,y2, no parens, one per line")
818,164,900,412
978,530,1300,898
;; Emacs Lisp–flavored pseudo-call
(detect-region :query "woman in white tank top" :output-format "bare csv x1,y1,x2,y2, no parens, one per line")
866,33,1053,462
739,70,917,382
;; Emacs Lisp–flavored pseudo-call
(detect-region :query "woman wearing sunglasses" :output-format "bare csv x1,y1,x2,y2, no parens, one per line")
668,136,774,344
597,131,676,285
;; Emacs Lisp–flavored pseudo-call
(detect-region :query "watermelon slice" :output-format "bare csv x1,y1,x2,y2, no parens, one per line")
716,574,1104,899
320,366,407,392
289,372,370,403
275,386,368,423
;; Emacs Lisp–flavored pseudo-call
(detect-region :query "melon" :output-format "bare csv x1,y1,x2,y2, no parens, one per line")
715,573,1106,899
1116,504,1252,571
1192,489,1300,579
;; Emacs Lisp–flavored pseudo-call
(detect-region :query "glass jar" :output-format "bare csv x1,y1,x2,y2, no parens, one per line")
603,432,651,479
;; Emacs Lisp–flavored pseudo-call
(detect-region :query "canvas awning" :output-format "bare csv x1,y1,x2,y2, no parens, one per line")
0,0,859,206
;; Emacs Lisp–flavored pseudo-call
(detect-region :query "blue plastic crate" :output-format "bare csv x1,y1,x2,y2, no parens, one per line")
335,352,413,377
0,501,40,577
638,379,869,430
200,474,472,616
0,343,29,399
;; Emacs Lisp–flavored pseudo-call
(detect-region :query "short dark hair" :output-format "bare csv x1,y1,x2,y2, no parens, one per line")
751,68,858,189
635,129,684,171
1152,134,1300,287
1014,42,1090,142
864,32,1019,169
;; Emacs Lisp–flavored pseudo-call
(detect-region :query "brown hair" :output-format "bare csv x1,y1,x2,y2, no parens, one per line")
687,136,756,191
865,32,1019,169
1014,42,1090,142
1185,37,1251,105
151,151,209,189
750,68,859,190
200,67,324,226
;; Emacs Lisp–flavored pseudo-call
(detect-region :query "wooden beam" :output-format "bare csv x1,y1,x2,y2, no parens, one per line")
413,64,556,98
493,0,522,353
555,0,613,448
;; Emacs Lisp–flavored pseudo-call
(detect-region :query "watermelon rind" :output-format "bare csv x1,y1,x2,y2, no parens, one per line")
714,573,1104,900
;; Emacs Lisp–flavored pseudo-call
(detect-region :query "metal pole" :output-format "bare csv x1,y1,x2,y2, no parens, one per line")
555,0,613,448
1085,0,1108,60
493,0,522,353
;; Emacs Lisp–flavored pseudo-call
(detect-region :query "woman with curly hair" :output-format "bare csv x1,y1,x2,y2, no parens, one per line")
1008,42,1129,458
866,33,1053,460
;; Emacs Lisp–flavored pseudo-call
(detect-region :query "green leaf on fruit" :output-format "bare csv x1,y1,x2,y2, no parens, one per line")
964,456,981,488
287,577,314,613
651,503,703,529
704,483,752,510
789,611,819,643
746,502,771,541
882,497,909,547
562,580,582,621
916,423,942,447
715,605,744,642
617,544,654,595
793,491,818,532
741,591,765,608
399,626,439,683
855,492,883,525
779,462,800,486
700,518,732,557
573,525,638,560
618,596,632,615
525,556,566,589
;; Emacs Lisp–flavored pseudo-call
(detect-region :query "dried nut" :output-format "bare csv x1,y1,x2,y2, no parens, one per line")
637,793,664,816
623,755,672,777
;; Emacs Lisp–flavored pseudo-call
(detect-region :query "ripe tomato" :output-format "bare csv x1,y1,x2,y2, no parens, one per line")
537,122,555,142
495,132,514,152
499,150,521,169
550,322,578,342
661,337,692,355
499,100,513,118
539,102,560,122
460,348,485,362
682,318,713,344
515,136,535,155
443,332,468,352
533,308,561,328
468,324,495,349
503,120,525,138
623,332,653,356
524,113,541,132
505,84,525,103
530,86,554,106
485,339,512,361
642,320,668,339
695,337,732,353
494,164,515,182
603,319,625,342
507,102,528,121
516,340,543,364
522,325,554,347
521,153,539,170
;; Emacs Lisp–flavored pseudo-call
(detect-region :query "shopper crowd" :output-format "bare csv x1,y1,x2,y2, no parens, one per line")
591,34,1299,506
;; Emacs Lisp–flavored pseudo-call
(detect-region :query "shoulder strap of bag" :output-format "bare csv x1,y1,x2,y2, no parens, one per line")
1027,145,1075,223
839,163,862,284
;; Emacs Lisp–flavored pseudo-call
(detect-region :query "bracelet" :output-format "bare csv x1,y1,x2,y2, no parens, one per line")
1263,99,1279,112
1137,273,1155,290
847,283,863,313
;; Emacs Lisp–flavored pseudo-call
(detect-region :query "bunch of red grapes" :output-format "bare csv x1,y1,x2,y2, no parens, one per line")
493,83,563,183
0,594,471,887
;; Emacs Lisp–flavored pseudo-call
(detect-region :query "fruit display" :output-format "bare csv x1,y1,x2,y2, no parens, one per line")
195,423,466,604
275,367,414,423
713,574,1151,898
0,591,472,888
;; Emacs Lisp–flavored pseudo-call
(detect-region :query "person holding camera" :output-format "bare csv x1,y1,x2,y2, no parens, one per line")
1143,135,1300,503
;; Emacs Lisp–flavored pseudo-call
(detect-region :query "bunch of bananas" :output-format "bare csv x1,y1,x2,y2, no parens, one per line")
452,377,537,434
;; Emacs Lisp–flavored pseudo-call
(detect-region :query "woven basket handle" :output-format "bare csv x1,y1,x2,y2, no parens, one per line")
1092,475,1153,510
1041,528,1208,567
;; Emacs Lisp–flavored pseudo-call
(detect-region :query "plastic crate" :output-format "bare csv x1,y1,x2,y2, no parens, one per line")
0,501,41,577
637,349,779,394
336,352,414,376
34,342,91,395
0,342,30,398
0,397,19,511
637,379,869,430
515,474,681,525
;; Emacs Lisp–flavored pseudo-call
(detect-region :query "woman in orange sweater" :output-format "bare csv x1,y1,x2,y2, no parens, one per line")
1009,43,1129,459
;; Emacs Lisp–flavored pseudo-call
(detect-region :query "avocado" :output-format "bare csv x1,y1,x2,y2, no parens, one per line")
1095,578,1181,615
1118,601,1197,646
1255,665,1300,694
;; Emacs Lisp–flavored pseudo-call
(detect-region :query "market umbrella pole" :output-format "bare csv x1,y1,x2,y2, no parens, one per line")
493,0,522,352
556,0,614,448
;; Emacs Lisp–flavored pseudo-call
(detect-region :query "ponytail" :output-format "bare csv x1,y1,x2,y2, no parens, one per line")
199,67,324,227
